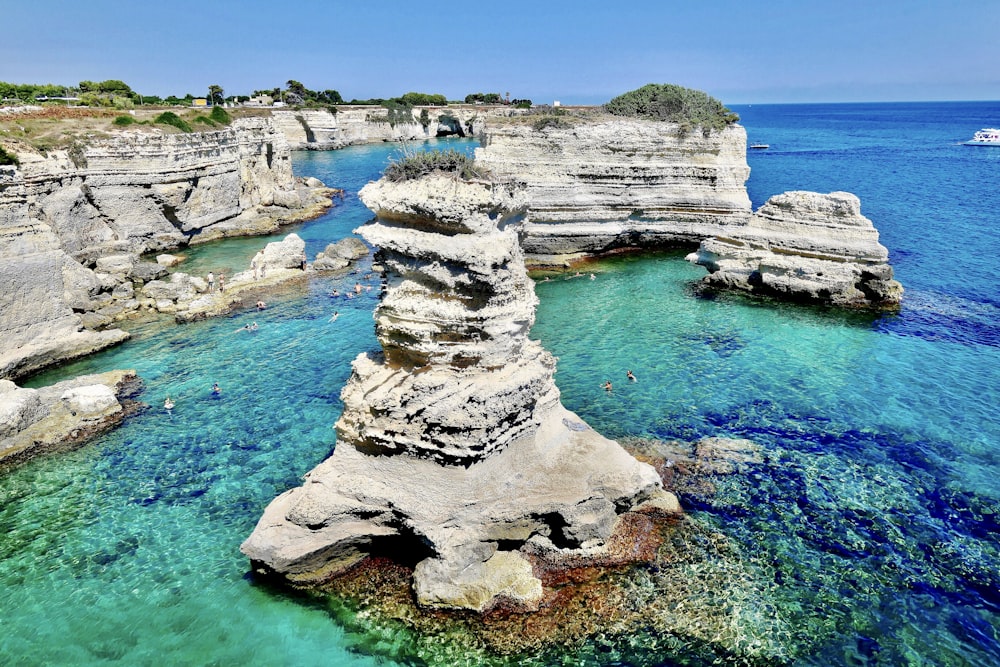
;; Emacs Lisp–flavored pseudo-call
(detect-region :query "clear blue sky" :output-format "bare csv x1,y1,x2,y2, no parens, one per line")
2,0,997,104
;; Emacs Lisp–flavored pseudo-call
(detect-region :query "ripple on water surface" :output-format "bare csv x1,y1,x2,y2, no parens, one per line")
3,125,1000,665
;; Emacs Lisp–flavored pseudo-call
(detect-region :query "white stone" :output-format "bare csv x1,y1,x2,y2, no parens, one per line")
60,384,119,416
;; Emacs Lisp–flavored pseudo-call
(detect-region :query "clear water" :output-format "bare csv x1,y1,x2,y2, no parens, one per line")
2,105,999,665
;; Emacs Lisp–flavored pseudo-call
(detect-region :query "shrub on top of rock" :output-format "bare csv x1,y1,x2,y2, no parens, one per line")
605,83,739,135
0,146,19,166
383,148,491,183
209,105,231,125
153,112,192,133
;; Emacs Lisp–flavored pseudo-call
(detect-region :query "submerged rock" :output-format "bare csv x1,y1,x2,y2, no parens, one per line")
687,191,903,308
242,174,665,612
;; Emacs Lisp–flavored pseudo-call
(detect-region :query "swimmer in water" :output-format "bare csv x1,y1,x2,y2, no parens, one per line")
164,396,175,410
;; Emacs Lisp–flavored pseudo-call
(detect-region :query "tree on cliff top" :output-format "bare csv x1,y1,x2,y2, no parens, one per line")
208,84,224,106
604,83,739,135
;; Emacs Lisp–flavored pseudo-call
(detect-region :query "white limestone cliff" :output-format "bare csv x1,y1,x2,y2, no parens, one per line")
271,107,494,150
686,191,903,307
475,114,753,264
0,118,331,380
241,174,665,612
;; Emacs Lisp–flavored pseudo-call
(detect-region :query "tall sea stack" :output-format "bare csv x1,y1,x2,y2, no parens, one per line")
241,173,663,611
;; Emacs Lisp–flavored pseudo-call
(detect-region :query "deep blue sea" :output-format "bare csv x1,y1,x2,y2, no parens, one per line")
2,103,999,666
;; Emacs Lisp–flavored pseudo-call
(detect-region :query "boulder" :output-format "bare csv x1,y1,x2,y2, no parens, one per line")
94,253,135,275
0,381,45,440
261,233,307,271
156,253,185,267
312,237,368,271
60,384,120,417
129,260,168,282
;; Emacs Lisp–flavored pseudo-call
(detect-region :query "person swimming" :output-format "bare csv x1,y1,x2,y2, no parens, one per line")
164,396,175,410
627,370,637,382
603,380,613,392
212,382,221,395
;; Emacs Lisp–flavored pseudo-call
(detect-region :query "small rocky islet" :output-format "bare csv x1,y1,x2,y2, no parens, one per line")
0,84,904,661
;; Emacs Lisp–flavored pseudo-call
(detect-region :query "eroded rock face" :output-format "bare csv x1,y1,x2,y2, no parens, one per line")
476,115,753,263
271,107,494,150
0,369,141,467
686,191,903,308
0,118,331,380
241,174,664,612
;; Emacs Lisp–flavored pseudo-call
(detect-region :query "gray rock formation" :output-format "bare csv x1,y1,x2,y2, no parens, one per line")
0,369,140,466
312,237,369,271
686,191,903,307
0,118,332,380
241,174,664,612
475,114,753,264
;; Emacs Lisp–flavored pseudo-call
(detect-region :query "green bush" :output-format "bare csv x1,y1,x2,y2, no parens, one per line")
604,83,739,134
0,146,19,166
112,115,136,126
383,149,490,183
532,115,571,131
194,116,217,127
154,112,193,133
209,105,231,125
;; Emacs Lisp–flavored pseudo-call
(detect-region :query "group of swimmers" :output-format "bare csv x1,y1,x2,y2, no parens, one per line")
163,381,222,410
602,370,637,392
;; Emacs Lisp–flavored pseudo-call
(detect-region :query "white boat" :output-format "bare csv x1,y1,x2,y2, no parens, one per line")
749,143,769,150
963,128,1000,146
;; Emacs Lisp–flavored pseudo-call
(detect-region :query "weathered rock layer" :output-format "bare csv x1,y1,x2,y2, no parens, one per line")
272,107,492,150
241,174,664,611
0,369,141,467
476,115,752,263
0,117,331,380
686,191,903,307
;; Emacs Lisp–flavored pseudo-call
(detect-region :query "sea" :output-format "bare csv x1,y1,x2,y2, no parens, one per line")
2,101,999,666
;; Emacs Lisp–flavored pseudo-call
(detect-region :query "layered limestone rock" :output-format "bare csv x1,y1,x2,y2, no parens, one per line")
0,370,141,467
0,198,130,379
475,114,752,264
686,191,903,308
242,174,664,611
272,107,494,150
0,118,332,379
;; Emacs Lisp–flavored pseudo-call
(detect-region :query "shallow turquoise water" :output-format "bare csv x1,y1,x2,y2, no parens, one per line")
3,107,1000,665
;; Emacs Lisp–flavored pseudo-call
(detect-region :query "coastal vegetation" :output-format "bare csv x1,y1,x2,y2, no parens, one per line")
0,145,19,166
605,83,739,135
154,112,193,133
531,114,572,131
383,148,490,182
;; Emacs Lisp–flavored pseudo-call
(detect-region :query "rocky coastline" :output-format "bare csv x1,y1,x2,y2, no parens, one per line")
0,115,338,465
271,106,496,150
476,110,902,308
0,369,142,468
476,112,752,264
241,173,673,612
